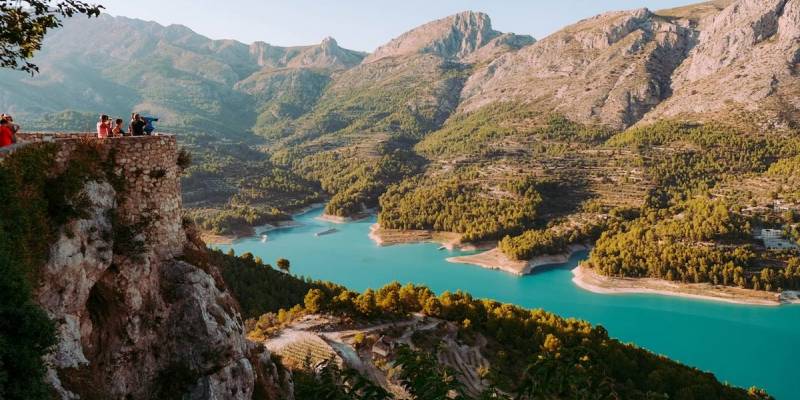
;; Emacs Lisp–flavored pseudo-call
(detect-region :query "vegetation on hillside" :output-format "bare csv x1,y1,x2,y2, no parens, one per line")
200,249,315,319
498,215,615,261
293,358,393,400
588,197,800,291
378,170,542,242
253,281,772,399
182,136,323,234
280,138,426,217
608,121,800,208
416,104,613,158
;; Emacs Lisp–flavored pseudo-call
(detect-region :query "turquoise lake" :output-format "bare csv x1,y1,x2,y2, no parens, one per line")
214,207,799,399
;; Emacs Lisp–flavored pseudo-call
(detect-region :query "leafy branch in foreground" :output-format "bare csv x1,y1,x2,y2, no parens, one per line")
0,0,103,73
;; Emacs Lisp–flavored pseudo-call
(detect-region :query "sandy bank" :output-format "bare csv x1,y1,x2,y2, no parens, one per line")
446,244,588,276
368,224,467,249
571,265,789,306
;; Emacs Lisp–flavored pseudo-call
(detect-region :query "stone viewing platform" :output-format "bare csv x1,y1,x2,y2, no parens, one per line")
1,132,186,258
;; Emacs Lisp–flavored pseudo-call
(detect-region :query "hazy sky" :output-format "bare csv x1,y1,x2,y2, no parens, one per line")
98,0,697,51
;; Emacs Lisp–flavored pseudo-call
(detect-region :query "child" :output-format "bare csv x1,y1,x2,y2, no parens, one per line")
112,118,126,137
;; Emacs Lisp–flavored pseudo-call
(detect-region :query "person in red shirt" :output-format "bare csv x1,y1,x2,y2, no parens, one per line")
0,119,13,147
96,114,111,138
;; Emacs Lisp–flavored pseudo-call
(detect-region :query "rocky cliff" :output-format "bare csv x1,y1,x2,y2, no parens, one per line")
250,37,366,71
458,0,799,130
643,0,800,127
363,11,533,63
15,135,292,400
459,8,698,129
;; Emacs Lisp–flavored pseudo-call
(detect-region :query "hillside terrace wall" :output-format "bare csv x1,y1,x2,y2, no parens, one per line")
2,133,186,259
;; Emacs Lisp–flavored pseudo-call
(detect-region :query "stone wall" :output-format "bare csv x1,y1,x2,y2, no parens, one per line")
17,132,96,142
50,135,185,258
12,133,288,399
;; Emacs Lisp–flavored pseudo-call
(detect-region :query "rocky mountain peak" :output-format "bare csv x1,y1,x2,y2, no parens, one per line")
459,6,697,128
248,37,365,71
363,10,501,63
321,36,338,48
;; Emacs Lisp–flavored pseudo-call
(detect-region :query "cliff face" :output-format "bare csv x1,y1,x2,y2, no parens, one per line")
20,135,291,400
363,11,533,64
458,0,800,129
643,0,800,127
459,8,698,129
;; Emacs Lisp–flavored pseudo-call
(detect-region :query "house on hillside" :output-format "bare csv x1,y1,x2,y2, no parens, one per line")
372,336,392,358
756,228,799,250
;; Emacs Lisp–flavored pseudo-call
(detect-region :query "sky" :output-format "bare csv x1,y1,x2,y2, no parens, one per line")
98,0,698,52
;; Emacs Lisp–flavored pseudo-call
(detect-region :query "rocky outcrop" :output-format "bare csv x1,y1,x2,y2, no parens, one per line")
643,0,800,127
463,32,536,64
32,136,292,400
459,8,699,129
363,11,505,63
249,37,366,71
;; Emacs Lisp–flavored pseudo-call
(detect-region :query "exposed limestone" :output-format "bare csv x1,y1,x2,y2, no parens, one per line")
364,11,504,63
643,0,800,127
30,136,291,400
250,36,366,71
460,8,699,129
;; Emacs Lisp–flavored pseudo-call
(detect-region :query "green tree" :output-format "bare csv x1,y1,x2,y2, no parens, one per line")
304,289,327,314
1,0,103,73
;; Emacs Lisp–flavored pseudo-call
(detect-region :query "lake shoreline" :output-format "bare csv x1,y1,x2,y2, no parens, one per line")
202,203,326,245
368,224,467,249
318,209,375,224
367,224,497,252
570,265,793,306
446,244,589,276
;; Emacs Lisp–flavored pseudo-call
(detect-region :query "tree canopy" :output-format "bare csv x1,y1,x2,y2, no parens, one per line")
1,0,103,73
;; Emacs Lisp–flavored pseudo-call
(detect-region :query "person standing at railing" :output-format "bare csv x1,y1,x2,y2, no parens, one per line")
0,119,14,147
112,118,126,137
97,114,112,139
4,115,19,135
143,116,159,135
130,113,146,136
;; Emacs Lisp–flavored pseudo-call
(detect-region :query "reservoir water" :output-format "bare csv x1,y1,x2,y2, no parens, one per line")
215,208,799,399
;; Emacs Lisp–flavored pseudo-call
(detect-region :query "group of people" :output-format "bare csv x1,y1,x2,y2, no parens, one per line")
97,113,158,138
0,114,20,147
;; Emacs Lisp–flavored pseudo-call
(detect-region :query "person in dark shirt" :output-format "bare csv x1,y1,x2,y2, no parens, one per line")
130,113,146,136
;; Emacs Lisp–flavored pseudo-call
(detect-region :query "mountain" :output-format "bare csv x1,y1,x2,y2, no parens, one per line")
0,14,364,138
459,8,696,129
3,2,799,398
363,11,533,63
643,0,800,127
254,11,534,218
250,36,365,70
